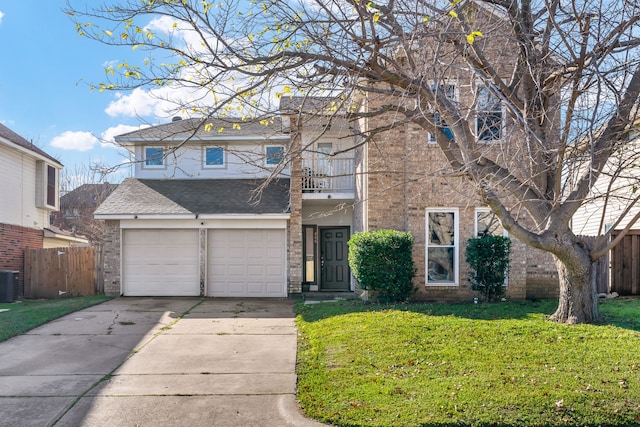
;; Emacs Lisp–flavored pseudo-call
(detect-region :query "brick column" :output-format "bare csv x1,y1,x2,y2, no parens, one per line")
102,220,121,296
287,119,303,295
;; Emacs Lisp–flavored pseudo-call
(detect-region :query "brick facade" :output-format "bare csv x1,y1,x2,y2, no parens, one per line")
359,96,559,301
102,220,121,296
0,223,44,293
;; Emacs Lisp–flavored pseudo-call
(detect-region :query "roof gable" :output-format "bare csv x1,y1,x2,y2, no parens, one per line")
0,123,62,166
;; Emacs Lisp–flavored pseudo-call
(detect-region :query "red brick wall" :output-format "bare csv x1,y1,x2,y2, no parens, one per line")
0,223,44,292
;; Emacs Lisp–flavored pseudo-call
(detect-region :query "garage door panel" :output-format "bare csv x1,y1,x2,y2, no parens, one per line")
123,229,199,297
207,229,286,297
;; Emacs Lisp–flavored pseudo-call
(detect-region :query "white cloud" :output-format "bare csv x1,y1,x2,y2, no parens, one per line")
105,88,165,117
50,131,98,152
102,12,283,120
146,15,207,50
0,11,5,25
105,83,215,119
100,123,150,147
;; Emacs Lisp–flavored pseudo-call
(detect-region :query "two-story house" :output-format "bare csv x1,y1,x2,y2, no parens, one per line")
96,98,558,300
0,123,63,285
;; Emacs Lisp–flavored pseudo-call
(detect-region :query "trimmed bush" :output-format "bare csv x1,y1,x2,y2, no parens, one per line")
465,234,511,301
348,230,416,302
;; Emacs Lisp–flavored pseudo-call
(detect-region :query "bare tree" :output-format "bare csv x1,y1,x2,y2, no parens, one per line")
57,163,119,243
65,0,640,323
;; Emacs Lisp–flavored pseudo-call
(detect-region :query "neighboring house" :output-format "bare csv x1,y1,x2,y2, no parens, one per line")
571,123,640,295
0,123,63,286
43,225,89,248
51,183,118,244
96,104,559,299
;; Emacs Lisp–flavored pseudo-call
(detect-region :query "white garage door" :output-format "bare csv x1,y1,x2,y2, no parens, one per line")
207,229,286,297
122,229,200,296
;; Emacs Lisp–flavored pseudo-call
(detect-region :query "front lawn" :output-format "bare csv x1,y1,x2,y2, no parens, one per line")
0,295,112,342
296,298,640,427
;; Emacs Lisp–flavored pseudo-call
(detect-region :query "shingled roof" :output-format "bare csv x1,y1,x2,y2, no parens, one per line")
0,123,62,165
95,178,290,216
114,117,288,142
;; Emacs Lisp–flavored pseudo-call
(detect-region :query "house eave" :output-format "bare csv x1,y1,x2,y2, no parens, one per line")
0,138,63,168
43,229,89,244
95,213,291,220
116,135,290,145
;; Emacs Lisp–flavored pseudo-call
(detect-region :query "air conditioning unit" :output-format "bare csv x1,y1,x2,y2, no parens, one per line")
0,271,19,303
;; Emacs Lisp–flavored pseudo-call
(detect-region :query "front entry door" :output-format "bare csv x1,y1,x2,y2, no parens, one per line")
320,227,350,291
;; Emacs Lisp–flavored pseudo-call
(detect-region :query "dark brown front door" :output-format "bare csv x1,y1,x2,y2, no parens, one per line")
320,227,350,291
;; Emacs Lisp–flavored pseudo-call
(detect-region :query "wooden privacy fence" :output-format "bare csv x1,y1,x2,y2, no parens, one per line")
24,246,96,299
611,230,640,295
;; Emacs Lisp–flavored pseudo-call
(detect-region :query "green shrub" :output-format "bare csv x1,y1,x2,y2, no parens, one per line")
348,230,416,302
465,234,511,301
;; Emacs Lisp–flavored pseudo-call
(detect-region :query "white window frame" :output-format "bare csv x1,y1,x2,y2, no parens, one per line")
474,208,508,238
428,83,457,144
202,145,226,169
475,84,504,142
474,207,509,286
425,208,459,286
143,146,165,169
265,144,285,167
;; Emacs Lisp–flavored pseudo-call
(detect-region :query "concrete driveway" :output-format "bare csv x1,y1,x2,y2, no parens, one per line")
0,297,327,427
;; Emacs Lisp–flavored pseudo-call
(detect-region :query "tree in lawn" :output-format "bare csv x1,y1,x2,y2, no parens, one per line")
65,0,640,323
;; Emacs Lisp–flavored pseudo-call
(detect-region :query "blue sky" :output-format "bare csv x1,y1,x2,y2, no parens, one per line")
0,2,161,187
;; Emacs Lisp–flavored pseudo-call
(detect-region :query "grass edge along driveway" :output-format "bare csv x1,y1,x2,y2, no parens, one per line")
296,298,640,427
0,295,112,342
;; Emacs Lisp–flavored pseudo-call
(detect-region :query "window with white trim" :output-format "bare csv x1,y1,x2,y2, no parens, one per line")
144,146,165,168
265,145,285,166
426,208,458,285
203,146,225,168
429,84,456,143
476,86,503,141
474,208,509,286
474,208,507,237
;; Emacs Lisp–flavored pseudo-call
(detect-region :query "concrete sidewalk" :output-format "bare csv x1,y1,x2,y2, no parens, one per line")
0,297,328,426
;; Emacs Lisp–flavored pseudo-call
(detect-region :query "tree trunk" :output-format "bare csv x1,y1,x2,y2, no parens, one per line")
549,251,600,324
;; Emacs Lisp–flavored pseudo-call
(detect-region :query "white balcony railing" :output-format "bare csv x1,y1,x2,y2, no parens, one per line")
302,157,354,193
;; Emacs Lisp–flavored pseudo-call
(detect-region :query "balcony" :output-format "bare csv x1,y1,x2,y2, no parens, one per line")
302,157,354,195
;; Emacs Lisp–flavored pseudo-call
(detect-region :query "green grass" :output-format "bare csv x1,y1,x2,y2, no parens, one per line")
296,298,640,427
0,295,112,342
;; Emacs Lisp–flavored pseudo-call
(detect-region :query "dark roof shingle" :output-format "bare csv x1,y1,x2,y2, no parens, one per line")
115,117,287,142
95,178,290,216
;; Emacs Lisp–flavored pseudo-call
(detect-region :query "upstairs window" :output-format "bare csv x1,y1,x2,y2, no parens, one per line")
144,146,164,168
47,165,56,207
476,86,503,142
265,145,285,166
429,84,456,143
36,161,58,210
203,146,225,168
